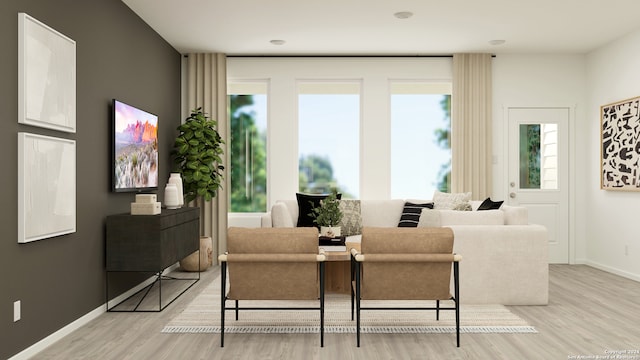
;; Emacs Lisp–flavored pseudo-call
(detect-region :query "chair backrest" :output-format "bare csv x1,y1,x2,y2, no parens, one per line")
226,227,320,300
360,227,455,300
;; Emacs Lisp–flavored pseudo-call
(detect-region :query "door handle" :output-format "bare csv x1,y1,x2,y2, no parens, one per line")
509,192,516,199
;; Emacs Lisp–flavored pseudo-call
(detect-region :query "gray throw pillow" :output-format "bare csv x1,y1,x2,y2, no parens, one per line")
338,200,362,236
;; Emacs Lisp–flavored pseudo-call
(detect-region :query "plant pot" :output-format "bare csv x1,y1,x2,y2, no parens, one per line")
320,226,341,238
180,236,213,271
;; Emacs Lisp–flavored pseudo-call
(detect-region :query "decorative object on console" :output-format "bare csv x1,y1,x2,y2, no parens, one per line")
172,108,225,202
600,96,640,191
338,199,362,235
131,202,161,215
310,188,343,237
131,193,160,215
295,192,342,227
164,183,179,209
398,202,434,227
168,173,184,207
433,190,472,210
477,197,504,210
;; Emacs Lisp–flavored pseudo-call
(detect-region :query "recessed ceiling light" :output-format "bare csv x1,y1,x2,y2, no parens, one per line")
394,11,413,19
488,39,506,46
270,39,286,45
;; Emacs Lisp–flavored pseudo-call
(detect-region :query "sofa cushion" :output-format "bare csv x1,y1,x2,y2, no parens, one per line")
419,208,505,226
339,199,362,235
418,208,441,227
295,192,341,227
361,199,406,227
433,190,472,210
502,205,528,225
398,202,434,227
478,197,504,210
272,202,294,228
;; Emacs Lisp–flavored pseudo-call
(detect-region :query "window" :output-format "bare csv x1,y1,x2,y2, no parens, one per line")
298,82,360,198
519,123,558,190
227,57,453,204
390,82,451,199
228,82,268,212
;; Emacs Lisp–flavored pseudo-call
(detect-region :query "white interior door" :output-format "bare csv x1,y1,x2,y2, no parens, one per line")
507,107,569,264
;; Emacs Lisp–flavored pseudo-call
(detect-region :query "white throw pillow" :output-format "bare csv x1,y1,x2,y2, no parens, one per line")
272,202,294,227
432,190,472,210
418,208,441,227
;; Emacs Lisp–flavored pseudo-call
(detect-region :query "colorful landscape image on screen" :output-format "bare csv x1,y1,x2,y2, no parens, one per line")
113,100,158,191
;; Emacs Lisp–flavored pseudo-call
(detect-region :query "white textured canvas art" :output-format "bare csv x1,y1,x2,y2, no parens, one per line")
18,13,76,133
18,133,76,243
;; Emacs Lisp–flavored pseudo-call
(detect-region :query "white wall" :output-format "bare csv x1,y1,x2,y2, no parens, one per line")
586,29,640,281
492,54,587,263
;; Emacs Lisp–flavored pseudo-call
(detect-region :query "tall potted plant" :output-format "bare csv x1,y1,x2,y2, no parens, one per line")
173,107,225,202
311,188,343,237
173,107,225,271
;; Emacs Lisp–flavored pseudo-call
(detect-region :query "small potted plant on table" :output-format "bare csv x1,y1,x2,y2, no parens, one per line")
311,188,343,238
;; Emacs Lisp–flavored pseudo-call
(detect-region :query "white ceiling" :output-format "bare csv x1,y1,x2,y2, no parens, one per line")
122,0,640,55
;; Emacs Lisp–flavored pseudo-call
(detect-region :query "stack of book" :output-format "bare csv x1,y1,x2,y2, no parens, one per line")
319,235,346,252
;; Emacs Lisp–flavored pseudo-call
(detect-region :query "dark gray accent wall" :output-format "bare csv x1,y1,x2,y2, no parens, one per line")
0,1,181,358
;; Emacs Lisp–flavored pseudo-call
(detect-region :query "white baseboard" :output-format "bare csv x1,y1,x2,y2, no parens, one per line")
585,260,640,282
9,264,179,360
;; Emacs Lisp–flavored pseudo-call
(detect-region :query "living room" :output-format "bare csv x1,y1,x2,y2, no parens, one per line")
1,0,640,359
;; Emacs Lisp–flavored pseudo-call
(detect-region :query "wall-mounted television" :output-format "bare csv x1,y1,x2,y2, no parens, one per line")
112,99,159,193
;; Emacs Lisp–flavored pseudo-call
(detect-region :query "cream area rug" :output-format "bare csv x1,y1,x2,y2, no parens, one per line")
162,275,537,334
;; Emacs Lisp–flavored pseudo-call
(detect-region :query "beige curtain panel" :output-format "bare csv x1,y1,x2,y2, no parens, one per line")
451,53,493,199
185,53,229,261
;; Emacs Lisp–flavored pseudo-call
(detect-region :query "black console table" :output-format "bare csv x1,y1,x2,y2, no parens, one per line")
106,207,200,312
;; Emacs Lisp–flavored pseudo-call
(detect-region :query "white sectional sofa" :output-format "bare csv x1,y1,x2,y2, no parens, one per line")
261,199,548,305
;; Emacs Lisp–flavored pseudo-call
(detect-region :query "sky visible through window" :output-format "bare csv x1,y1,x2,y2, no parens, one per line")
241,93,449,199
391,94,450,199
298,94,360,198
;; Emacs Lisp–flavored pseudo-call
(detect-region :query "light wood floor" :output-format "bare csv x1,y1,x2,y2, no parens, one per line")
35,265,640,360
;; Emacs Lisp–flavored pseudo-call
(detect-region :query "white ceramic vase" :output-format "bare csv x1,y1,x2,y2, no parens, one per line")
164,183,179,209
168,173,184,207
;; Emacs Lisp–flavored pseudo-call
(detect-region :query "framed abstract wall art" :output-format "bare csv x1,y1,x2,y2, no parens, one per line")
601,96,640,191
18,13,76,133
18,133,76,243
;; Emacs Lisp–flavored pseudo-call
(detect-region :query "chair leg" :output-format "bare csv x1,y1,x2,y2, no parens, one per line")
436,299,440,321
350,254,355,321
454,261,460,347
319,261,325,347
221,262,226,347
355,261,361,347
235,300,239,321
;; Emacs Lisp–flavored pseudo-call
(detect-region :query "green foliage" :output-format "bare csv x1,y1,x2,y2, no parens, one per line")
229,95,267,212
172,108,225,202
310,188,343,227
435,95,451,192
520,124,541,188
299,154,336,194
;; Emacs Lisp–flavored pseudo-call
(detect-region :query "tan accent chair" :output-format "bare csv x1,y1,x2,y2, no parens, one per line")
219,227,326,347
351,227,462,347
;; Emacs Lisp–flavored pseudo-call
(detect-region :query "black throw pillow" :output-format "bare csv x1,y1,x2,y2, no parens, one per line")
398,202,434,227
477,197,504,210
296,192,342,227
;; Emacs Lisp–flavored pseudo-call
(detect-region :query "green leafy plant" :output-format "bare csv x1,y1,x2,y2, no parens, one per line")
310,188,343,227
173,108,225,202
